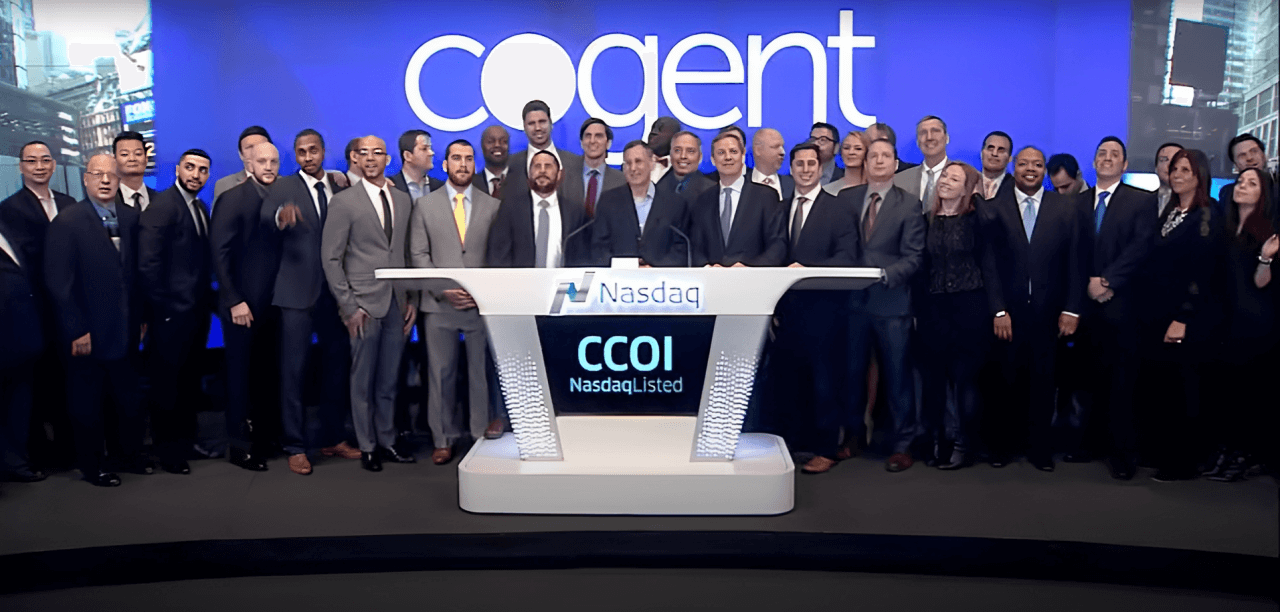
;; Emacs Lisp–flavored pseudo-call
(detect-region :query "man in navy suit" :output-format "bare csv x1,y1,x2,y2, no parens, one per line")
982,146,1084,472
1070,136,1156,480
44,154,149,486
592,140,690,267
0,217,46,483
689,132,786,267
655,131,715,204
979,131,1015,202
389,129,444,200
265,129,357,475
113,131,160,213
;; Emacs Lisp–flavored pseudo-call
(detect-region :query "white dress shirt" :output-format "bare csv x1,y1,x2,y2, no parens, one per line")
1094,179,1121,208
361,179,396,229
27,186,57,221
789,185,821,237
119,182,150,211
650,157,671,185
299,170,336,218
752,168,783,200
719,174,747,229
0,228,19,266
346,170,363,191
527,143,560,172
532,190,563,268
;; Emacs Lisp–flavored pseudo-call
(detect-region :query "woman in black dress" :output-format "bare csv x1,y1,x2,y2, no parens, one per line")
919,161,1001,469
1137,148,1224,482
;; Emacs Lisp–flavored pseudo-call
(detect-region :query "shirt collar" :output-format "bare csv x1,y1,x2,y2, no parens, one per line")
634,182,656,203
174,183,196,205
1096,179,1121,195
361,178,392,204
721,173,746,193
867,182,891,202
795,184,821,203
531,190,559,208
924,156,949,174
299,169,328,191
584,160,606,177
445,182,472,203
90,197,116,215
120,182,143,201
1015,186,1044,207
751,168,779,185
24,184,53,202
485,167,506,183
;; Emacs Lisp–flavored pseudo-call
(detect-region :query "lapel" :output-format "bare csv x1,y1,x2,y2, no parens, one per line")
294,175,322,227
725,180,751,245
865,186,898,244
351,181,387,244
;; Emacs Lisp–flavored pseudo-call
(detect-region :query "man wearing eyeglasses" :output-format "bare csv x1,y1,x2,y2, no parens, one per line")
810,122,845,186
44,154,149,486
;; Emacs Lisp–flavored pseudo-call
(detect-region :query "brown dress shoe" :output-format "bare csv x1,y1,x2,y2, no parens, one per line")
288,454,312,475
432,447,453,465
834,443,856,461
320,441,362,460
801,456,838,474
885,452,914,473
484,419,504,440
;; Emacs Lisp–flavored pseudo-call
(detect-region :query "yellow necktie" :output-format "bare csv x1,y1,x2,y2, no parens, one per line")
453,193,467,245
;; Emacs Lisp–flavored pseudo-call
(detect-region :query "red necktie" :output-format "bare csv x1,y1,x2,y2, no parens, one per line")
491,177,502,199
585,170,599,218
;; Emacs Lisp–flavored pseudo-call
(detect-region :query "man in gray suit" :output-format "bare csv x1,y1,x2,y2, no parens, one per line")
892,115,950,213
213,126,271,201
321,135,417,472
408,139,500,465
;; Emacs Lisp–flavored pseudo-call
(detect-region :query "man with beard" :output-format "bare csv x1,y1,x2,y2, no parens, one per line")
647,116,681,185
473,125,510,197
487,150,589,268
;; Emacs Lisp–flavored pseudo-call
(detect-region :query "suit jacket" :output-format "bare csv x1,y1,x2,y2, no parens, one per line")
138,185,213,319
892,164,925,202
115,185,161,211
563,163,625,215
752,173,795,203
786,190,861,267
1075,183,1156,296
471,169,507,196
655,170,716,205
388,170,444,197
847,185,926,316
486,188,590,268
981,173,1015,202
213,170,249,202
263,172,346,310
210,179,281,319
321,180,413,320
408,185,500,312
591,184,691,267
981,189,1084,326
0,222,43,369
43,200,141,361
503,148,585,206
689,178,787,267
0,187,77,313
895,160,919,174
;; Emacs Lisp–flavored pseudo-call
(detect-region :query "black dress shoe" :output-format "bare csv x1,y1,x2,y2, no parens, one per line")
361,452,383,472
1029,456,1055,472
160,459,191,475
229,447,268,472
1107,457,1136,480
377,446,416,464
85,471,122,487
1062,452,1091,463
3,466,48,482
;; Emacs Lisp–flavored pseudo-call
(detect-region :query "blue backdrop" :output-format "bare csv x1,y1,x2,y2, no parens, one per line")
153,0,1130,195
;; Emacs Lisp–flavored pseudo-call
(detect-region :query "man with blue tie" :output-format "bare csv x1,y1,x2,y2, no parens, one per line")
1071,136,1156,480
689,131,786,267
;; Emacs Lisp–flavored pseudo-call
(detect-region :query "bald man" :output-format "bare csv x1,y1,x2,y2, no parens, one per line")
750,128,794,201
210,142,284,471
474,125,510,196
321,136,417,472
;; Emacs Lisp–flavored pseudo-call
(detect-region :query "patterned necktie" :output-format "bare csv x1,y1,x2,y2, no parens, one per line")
720,187,733,246
791,196,808,248
1022,197,1037,241
314,182,328,225
380,190,393,244
491,177,502,199
585,169,599,218
534,200,550,268
453,193,467,246
1094,190,1110,234
864,192,881,241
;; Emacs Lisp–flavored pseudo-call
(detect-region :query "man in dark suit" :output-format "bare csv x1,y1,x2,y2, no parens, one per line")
389,129,444,200
0,140,77,470
704,126,751,185
138,149,214,475
566,118,626,219
112,131,160,213
266,129,357,475
1218,134,1276,210
487,150,590,268
750,128,795,202
1071,136,1156,480
811,122,845,185
210,142,283,472
979,131,1015,201
473,125,509,197
592,140,690,267
838,138,926,472
982,146,1084,472
0,218,46,483
213,126,271,201
867,123,917,173
689,132,786,267
44,154,149,486
501,100,583,201
647,116,681,185
655,131,715,203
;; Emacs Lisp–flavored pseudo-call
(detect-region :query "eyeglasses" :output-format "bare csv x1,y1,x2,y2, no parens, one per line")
356,149,387,157
812,135,835,144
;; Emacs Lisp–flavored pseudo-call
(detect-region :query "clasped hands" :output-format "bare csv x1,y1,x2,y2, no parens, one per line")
1088,277,1114,303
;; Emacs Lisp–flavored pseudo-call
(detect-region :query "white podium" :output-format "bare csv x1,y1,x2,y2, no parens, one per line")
378,265,881,515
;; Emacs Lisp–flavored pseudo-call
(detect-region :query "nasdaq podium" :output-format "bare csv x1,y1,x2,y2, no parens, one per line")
378,264,881,515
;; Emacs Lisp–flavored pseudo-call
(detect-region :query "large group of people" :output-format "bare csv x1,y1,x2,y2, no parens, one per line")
1,98,1277,489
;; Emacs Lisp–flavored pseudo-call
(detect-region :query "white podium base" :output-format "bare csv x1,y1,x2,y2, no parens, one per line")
458,416,794,515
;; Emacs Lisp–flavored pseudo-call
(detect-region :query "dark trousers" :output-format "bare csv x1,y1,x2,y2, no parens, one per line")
1,362,35,473
919,290,989,451
1208,336,1278,463
65,356,144,475
1137,339,1201,475
1069,297,1139,461
395,316,428,435
991,309,1059,460
29,342,71,466
836,309,914,456
279,289,350,456
220,306,279,451
148,309,209,462
769,292,847,453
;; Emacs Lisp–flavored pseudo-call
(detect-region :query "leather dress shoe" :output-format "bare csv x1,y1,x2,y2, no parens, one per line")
361,451,383,472
3,466,48,482
1107,457,1136,480
229,447,268,472
1029,455,1055,472
321,441,362,460
484,419,505,440
937,450,972,471
834,443,857,461
885,452,914,473
431,447,453,465
801,456,838,474
287,453,312,475
85,470,122,487
377,445,417,464
1062,452,1091,464
160,459,191,475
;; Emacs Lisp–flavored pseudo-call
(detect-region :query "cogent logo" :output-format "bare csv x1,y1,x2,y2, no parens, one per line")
404,10,876,141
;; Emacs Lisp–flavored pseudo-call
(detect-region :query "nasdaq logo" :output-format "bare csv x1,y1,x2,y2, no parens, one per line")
550,271,702,315
550,271,595,314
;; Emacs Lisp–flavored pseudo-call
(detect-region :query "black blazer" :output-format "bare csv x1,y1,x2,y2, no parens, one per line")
1138,204,1226,345
210,179,281,319
263,173,346,310
115,185,161,211
982,189,1085,324
591,185,691,267
0,187,77,312
690,179,786,267
388,171,444,196
0,223,43,369
981,173,1016,202
138,185,213,319
43,200,140,361
655,170,715,205
486,190,590,268
502,148,584,203
472,170,502,196
786,190,861,267
846,185,926,317
1075,183,1156,296
752,173,795,203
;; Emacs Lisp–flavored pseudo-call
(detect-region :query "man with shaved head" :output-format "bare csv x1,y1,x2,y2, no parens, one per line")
751,128,794,202
210,141,284,472
474,125,510,197
44,154,149,485
322,136,417,472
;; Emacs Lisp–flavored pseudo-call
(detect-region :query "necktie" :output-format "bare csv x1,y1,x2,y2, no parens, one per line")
985,178,998,200
585,170,599,218
864,192,881,241
315,181,328,225
190,198,207,237
534,200,550,268
132,192,143,210
380,190,393,244
720,187,733,246
791,196,808,248
491,177,502,199
1158,190,1169,217
923,170,937,210
1094,191,1110,234
676,177,688,193
453,193,467,245
1022,197,1037,241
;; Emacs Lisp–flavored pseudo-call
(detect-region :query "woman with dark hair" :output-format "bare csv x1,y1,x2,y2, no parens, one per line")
1204,167,1277,481
1137,148,1225,482
918,161,1001,469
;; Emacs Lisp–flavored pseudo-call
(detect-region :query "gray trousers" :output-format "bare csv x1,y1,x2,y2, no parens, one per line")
349,296,407,453
424,308,490,448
